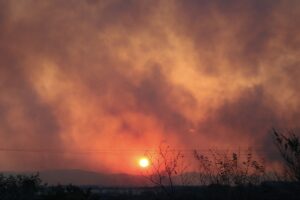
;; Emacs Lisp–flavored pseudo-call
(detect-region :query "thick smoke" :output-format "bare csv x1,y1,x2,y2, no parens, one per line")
0,0,299,172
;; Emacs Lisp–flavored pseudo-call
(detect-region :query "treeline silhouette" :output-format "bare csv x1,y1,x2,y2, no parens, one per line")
0,129,299,200
0,173,92,200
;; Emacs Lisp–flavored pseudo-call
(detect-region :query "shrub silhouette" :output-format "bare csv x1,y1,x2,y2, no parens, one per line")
273,129,300,181
41,184,92,200
193,149,265,186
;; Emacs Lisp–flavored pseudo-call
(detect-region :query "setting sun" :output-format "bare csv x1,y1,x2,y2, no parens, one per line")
139,157,150,168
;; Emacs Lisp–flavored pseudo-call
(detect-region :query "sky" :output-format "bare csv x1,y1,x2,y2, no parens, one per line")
0,0,299,174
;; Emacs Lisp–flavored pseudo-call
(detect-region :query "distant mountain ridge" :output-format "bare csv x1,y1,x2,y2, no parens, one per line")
2,169,149,187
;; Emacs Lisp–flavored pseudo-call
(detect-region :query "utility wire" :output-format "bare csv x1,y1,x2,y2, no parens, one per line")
0,148,268,155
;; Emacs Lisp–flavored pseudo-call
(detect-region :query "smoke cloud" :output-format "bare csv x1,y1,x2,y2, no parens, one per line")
0,0,299,173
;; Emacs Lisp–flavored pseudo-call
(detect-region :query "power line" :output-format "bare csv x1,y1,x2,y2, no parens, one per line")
0,148,269,155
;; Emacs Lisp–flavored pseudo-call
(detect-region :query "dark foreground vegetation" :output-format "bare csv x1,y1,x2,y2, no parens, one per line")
0,129,299,200
0,175,299,200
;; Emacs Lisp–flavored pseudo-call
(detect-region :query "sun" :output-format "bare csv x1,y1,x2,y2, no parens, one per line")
138,157,150,168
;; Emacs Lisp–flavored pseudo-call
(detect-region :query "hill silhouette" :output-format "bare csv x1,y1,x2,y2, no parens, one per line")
4,169,148,187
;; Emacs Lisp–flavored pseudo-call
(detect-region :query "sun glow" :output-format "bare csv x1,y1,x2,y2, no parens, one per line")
139,157,150,168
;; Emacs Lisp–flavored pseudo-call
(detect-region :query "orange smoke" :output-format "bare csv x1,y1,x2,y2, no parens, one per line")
0,0,299,173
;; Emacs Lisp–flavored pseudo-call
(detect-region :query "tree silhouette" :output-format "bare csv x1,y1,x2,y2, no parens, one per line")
0,173,42,200
143,143,187,199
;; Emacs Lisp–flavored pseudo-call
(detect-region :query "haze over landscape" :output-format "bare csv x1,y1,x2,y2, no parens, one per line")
0,0,299,178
